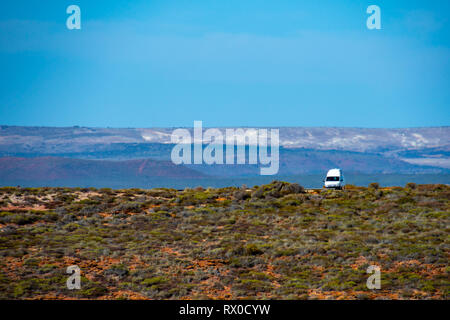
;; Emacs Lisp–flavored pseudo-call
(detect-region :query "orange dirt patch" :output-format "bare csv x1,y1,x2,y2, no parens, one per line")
99,290,150,300
98,212,112,218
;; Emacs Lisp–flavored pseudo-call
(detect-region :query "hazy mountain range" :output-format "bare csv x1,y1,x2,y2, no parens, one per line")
1,125,448,153
0,125,449,187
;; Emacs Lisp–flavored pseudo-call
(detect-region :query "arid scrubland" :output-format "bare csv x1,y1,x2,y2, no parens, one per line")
0,182,448,299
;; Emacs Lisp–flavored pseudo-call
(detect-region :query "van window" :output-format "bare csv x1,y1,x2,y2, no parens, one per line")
326,176,339,181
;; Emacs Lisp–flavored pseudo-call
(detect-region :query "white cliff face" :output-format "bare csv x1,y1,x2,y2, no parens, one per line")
277,127,447,152
0,125,448,172
136,127,449,152
140,129,173,143
0,125,448,154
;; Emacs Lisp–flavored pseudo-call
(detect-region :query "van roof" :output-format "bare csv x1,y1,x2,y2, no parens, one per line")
326,168,342,176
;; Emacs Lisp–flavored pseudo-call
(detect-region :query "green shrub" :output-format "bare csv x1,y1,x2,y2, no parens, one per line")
369,183,380,190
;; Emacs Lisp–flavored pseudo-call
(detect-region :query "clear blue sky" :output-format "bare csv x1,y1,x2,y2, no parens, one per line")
0,0,449,128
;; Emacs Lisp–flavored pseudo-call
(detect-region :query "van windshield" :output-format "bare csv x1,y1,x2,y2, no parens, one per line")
326,176,339,181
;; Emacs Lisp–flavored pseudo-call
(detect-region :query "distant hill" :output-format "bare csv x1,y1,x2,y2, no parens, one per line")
184,147,445,176
0,157,206,187
0,125,449,153
0,149,444,186
0,126,448,187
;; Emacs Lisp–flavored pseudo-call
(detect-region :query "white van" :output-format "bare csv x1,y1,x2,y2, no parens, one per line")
324,168,345,190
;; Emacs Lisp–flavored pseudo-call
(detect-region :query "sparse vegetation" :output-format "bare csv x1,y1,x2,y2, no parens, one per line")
0,182,448,300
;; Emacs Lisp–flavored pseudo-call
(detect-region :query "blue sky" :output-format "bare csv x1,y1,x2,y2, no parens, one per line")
0,0,449,128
